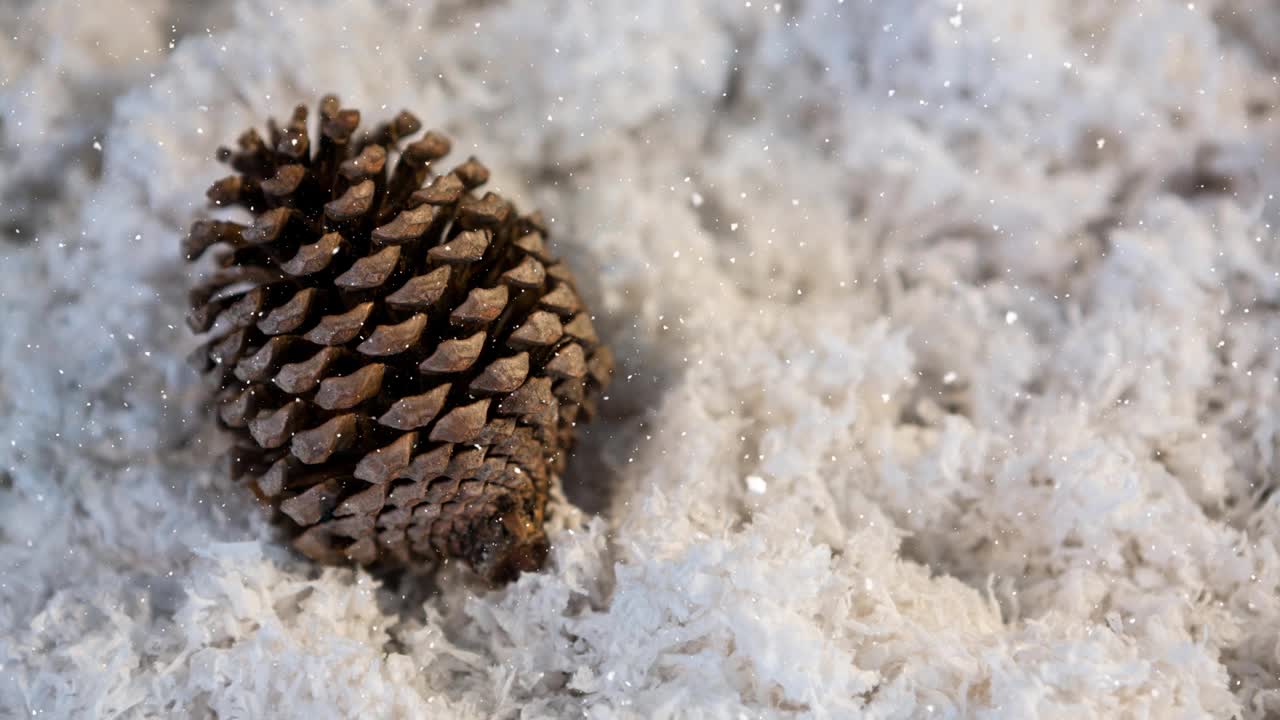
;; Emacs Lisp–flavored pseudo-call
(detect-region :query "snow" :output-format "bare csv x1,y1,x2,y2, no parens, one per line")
3,0,1280,717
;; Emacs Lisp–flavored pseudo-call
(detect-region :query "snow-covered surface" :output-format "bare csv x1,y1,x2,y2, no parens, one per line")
2,0,1280,716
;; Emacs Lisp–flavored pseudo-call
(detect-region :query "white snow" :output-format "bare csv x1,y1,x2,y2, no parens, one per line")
3,0,1280,717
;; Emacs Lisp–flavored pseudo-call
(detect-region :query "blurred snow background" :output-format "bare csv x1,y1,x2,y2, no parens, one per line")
2,0,1280,716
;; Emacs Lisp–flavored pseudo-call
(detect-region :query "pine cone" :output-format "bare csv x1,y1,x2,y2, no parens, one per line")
184,96,611,583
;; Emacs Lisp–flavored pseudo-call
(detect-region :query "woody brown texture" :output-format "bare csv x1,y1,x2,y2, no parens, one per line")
184,95,612,583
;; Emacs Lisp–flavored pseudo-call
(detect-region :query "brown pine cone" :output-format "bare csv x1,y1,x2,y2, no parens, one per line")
184,95,612,583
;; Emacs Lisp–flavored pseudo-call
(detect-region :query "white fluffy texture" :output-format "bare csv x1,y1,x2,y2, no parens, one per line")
2,0,1279,717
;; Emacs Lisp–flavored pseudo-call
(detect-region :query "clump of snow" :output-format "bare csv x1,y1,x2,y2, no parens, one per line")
3,0,1280,716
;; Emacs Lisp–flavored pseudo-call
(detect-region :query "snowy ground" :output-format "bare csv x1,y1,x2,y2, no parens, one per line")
2,0,1280,717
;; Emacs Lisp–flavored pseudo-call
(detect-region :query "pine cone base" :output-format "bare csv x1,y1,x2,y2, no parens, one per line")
185,96,611,583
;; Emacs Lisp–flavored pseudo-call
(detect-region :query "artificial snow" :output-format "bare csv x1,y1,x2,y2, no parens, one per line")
2,0,1280,717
